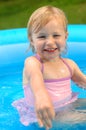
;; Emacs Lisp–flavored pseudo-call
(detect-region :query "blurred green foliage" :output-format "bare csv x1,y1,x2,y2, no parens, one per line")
0,0,86,29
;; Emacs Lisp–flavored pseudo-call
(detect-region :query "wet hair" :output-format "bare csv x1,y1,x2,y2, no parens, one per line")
27,5,68,52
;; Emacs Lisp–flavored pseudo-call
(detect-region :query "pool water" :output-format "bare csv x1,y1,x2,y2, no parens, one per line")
0,61,86,130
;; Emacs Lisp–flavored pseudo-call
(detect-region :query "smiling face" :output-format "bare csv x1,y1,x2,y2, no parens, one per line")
31,18,68,61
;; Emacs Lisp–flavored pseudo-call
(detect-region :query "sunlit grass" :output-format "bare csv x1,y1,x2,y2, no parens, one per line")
0,0,86,30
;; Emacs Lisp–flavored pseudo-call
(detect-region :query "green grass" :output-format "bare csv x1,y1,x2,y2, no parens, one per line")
0,0,86,30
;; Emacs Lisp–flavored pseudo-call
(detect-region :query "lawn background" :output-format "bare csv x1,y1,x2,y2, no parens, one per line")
0,0,86,30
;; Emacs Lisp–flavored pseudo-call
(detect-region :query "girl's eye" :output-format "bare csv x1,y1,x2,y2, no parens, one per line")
53,34,60,37
38,36,46,39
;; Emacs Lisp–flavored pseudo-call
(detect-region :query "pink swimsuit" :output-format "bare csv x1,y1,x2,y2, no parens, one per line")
12,55,78,126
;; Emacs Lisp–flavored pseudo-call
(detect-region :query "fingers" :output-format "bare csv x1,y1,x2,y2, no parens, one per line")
37,108,54,129
47,108,55,120
37,118,43,127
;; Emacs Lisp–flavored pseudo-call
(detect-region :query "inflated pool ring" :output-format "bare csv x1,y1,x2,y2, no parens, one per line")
0,25,86,74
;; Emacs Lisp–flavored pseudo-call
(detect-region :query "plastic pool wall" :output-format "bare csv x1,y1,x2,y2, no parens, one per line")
0,25,86,129
0,25,86,75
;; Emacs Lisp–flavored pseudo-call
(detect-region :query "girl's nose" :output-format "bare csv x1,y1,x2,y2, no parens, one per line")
46,36,55,45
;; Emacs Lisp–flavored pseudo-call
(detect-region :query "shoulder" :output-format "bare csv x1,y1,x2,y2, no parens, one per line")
63,58,76,66
24,56,42,77
23,56,43,85
62,58,79,74
24,56,41,68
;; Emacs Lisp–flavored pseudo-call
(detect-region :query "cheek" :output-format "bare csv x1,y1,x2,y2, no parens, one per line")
61,42,66,48
33,43,42,52
58,39,66,50
57,39,65,45
60,37,66,44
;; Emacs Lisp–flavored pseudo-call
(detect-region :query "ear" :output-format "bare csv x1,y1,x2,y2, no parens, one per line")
28,35,32,41
28,35,34,45
65,31,68,39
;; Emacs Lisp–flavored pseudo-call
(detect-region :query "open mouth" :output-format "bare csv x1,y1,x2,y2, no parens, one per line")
43,48,57,53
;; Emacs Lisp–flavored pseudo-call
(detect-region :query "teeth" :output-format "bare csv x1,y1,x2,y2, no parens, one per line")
49,49,54,50
44,48,57,52
47,48,55,50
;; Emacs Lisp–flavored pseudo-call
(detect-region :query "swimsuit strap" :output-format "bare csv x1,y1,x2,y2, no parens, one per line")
60,58,72,77
34,54,44,73
34,54,72,77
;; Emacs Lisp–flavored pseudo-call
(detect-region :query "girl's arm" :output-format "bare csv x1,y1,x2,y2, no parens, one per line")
67,59,86,89
24,57,55,129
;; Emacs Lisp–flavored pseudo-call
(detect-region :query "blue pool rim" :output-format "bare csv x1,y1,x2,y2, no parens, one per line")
0,25,86,70
0,25,86,45
0,24,86,71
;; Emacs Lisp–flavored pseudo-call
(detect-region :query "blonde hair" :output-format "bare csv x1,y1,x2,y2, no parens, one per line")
27,5,68,52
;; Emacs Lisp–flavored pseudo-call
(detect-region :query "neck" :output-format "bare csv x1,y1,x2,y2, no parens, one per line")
36,54,61,63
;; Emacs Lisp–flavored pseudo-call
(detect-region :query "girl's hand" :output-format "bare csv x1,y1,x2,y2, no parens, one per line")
35,92,55,130
24,57,55,129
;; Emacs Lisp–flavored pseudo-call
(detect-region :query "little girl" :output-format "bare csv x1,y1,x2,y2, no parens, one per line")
12,5,86,130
